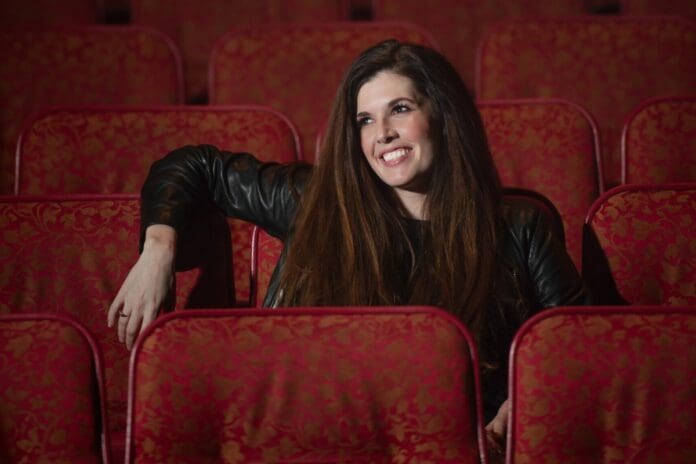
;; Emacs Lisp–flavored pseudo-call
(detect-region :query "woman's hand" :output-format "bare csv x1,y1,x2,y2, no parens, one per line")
485,398,510,462
107,225,177,350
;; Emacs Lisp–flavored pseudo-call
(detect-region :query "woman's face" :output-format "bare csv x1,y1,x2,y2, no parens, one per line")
356,71,436,199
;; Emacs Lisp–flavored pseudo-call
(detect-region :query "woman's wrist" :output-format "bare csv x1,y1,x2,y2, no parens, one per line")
143,224,177,254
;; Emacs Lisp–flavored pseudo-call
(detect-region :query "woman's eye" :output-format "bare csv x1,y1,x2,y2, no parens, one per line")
356,116,372,127
393,104,411,114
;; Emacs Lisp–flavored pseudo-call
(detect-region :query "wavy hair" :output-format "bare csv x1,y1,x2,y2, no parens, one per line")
277,40,503,341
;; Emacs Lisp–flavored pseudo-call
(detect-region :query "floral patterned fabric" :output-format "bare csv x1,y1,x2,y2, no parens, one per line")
16,106,300,304
0,26,184,194
583,184,696,305
209,22,438,162
476,17,696,188
509,306,696,463
131,0,349,102
0,314,109,463
0,0,98,25
373,0,589,90
0,196,234,455
621,97,696,184
620,0,696,16
128,307,484,463
479,99,601,270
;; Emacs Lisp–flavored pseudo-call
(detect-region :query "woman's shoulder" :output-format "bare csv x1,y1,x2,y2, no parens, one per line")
500,189,565,244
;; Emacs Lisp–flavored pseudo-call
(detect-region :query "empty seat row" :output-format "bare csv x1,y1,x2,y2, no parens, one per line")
1,17,693,192
3,305,694,462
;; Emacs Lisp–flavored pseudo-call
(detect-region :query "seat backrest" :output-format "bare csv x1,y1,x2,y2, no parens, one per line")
16,105,300,305
620,0,696,17
0,0,101,25
131,0,350,102
127,307,485,463
0,313,110,463
373,0,589,89
0,26,184,194
250,189,568,307
583,183,696,305
479,99,602,270
0,195,234,450
476,16,696,188
508,306,696,463
209,21,438,162
621,96,696,184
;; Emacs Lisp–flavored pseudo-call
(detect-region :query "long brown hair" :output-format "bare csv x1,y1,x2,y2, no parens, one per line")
278,40,502,339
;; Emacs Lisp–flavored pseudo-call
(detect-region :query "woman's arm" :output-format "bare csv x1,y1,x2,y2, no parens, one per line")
107,224,176,350
523,206,591,309
140,144,310,243
109,145,310,349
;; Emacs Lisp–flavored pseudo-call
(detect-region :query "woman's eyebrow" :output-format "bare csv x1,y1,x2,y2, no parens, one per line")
356,96,418,117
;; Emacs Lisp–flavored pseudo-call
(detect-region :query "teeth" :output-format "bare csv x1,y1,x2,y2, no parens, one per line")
382,148,408,162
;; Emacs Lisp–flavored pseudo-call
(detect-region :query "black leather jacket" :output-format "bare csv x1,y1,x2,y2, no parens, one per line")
141,145,590,420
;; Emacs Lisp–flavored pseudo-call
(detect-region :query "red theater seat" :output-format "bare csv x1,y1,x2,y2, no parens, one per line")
0,313,110,463
0,0,102,25
621,96,696,184
0,195,234,462
476,16,696,188
373,0,590,89
0,26,184,194
15,105,300,304
131,0,350,102
127,307,485,463
583,183,696,305
479,99,602,270
209,21,438,162
509,306,696,463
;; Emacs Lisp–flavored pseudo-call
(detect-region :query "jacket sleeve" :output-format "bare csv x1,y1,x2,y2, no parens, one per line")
140,144,310,245
522,206,591,310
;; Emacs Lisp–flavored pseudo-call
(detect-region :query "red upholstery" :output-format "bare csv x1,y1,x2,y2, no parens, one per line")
16,105,300,304
209,21,438,162
131,0,349,102
621,0,696,17
621,96,696,184
0,195,234,460
479,99,602,270
509,306,696,463
250,189,568,307
127,307,485,463
476,16,696,188
373,0,589,89
0,26,184,194
583,184,696,305
0,0,101,25
0,313,110,463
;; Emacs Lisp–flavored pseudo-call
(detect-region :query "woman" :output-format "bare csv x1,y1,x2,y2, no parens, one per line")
108,40,589,447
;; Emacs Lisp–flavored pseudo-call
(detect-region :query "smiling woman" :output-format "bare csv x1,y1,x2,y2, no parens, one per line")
108,40,590,450
356,71,435,218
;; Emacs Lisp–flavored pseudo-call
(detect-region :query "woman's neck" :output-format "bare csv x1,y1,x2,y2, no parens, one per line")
395,188,428,220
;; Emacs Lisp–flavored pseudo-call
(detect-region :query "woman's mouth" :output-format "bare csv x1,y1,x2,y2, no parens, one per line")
381,147,410,165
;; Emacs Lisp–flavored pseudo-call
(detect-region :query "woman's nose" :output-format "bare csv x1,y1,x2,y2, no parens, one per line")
377,121,398,144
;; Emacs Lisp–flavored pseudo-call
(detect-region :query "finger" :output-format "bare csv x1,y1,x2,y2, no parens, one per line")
117,306,130,343
141,306,157,334
107,292,124,328
125,308,145,350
